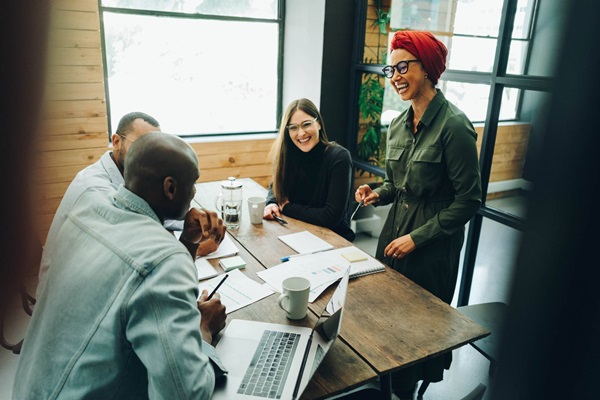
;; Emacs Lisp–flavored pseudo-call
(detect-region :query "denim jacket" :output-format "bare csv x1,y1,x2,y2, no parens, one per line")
15,186,223,399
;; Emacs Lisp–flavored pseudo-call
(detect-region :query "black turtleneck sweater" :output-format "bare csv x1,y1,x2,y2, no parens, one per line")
267,142,355,242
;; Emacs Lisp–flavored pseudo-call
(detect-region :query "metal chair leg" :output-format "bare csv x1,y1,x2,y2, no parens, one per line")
417,380,430,397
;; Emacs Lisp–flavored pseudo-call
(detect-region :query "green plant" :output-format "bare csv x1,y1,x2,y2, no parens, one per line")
372,1,390,35
357,74,386,172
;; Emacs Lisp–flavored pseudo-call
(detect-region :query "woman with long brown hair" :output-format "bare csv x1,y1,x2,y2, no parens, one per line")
264,98,355,241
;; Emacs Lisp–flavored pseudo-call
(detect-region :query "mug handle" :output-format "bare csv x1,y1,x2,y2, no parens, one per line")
215,193,223,215
277,293,290,313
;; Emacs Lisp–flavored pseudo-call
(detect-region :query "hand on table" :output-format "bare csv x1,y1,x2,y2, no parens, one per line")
263,203,280,219
197,290,227,344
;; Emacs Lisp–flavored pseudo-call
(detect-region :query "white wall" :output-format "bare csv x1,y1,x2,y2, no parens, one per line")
282,0,326,111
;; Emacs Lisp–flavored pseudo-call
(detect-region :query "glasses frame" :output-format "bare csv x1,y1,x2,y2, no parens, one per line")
286,117,318,133
382,59,421,79
116,133,136,143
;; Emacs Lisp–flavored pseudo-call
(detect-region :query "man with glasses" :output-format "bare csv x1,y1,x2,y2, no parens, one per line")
37,112,225,299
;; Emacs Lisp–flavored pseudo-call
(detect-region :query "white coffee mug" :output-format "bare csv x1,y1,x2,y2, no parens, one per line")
277,276,310,320
247,196,266,225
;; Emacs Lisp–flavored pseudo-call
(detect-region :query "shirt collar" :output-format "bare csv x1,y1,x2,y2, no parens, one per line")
419,89,446,127
113,185,161,225
100,151,124,187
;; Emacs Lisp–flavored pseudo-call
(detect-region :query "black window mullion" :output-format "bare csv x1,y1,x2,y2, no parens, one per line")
459,0,520,306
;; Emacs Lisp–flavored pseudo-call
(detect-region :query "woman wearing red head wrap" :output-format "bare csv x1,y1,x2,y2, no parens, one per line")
355,30,482,398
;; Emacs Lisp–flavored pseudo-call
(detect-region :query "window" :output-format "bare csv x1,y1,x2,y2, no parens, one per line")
381,0,538,123
100,0,282,137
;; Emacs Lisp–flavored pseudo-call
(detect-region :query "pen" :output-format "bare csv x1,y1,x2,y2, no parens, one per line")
271,212,288,225
206,274,228,300
349,199,365,221
281,248,330,262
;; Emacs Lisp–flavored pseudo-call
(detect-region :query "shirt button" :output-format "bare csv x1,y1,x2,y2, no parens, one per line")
412,138,416,144
403,203,409,209
402,186,406,192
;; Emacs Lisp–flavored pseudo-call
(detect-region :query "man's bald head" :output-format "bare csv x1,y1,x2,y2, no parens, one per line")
124,131,199,221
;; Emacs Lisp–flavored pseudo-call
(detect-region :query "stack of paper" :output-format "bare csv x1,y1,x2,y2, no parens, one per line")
204,234,239,259
195,258,218,281
278,231,333,254
257,246,385,302
219,255,246,272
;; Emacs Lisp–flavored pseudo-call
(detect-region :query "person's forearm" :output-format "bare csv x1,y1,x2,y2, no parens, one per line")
179,237,199,259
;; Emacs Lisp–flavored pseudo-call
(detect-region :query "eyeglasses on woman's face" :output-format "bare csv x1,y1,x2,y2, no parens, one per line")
286,117,318,134
382,59,421,79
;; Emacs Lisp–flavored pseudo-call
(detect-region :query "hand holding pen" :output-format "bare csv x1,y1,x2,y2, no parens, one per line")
206,274,228,300
354,185,380,206
198,274,228,343
263,203,288,225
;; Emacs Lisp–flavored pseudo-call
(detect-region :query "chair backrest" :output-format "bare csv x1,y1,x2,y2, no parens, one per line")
460,383,487,400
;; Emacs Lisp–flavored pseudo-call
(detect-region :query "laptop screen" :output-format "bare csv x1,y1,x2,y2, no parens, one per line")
292,268,350,399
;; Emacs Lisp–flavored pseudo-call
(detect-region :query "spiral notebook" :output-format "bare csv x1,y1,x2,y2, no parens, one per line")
337,246,386,278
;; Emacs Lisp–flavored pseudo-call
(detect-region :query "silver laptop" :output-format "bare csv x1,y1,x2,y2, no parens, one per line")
212,268,350,400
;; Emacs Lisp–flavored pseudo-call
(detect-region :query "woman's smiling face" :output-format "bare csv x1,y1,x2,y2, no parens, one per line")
389,48,428,102
287,109,321,153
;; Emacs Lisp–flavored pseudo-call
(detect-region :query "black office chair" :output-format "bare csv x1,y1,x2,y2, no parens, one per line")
1,239,41,354
1,287,35,354
413,301,507,399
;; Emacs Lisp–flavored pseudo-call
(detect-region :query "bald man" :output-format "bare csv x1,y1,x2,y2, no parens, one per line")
15,132,227,399
38,112,224,299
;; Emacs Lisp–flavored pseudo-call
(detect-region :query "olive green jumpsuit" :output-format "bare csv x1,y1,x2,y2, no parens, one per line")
374,90,482,387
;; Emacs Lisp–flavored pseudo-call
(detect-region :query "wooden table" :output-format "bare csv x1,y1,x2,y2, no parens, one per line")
194,178,489,399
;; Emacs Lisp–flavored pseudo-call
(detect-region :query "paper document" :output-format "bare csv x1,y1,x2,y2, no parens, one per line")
172,232,239,260
198,269,274,313
257,252,350,302
204,233,239,259
195,257,218,281
278,231,333,255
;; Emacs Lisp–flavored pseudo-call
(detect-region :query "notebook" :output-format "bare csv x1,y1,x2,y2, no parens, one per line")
338,246,386,278
195,257,218,280
212,268,350,400
278,231,333,255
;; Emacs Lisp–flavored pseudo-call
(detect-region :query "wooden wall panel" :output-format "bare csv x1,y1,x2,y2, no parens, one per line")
53,0,98,12
38,132,108,152
51,10,100,31
38,0,108,242
48,66,104,84
46,83,105,101
45,116,108,135
44,99,106,119
49,29,102,48
48,47,103,66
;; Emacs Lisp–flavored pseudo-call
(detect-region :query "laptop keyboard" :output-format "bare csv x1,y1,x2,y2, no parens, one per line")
237,330,300,398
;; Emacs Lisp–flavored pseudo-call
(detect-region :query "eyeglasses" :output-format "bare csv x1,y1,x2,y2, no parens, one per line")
382,59,421,78
286,117,318,134
117,134,136,143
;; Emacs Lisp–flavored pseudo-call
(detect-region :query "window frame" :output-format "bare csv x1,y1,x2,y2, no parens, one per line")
98,0,285,140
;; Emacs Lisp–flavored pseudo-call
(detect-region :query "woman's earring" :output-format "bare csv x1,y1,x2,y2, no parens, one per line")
425,74,428,79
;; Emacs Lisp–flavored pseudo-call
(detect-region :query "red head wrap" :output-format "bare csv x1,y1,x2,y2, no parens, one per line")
390,30,448,85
